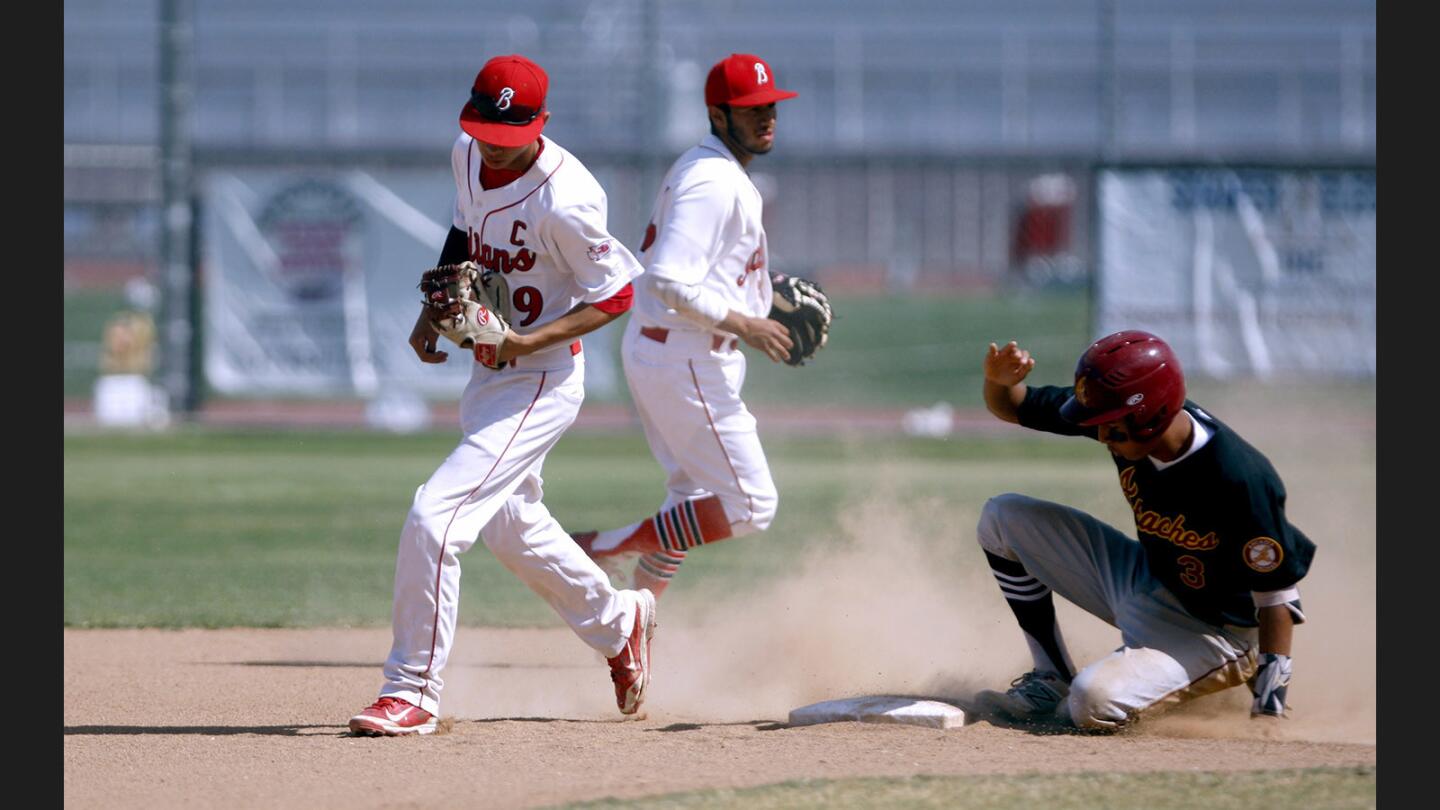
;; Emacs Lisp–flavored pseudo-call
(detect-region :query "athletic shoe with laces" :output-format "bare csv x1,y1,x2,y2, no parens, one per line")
973,670,1070,722
348,696,438,736
607,588,657,715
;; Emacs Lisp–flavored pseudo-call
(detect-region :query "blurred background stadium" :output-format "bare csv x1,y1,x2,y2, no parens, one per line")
64,0,1375,433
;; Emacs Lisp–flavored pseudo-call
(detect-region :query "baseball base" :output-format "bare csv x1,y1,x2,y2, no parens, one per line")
787,696,967,729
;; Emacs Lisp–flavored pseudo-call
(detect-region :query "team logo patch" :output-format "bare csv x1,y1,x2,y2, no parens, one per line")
474,343,498,367
587,240,613,261
1243,537,1284,573
497,87,515,110
755,63,769,84
1126,393,1145,406
1075,377,1093,406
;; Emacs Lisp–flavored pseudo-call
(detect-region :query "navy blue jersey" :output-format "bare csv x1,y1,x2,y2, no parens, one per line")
1017,385,1315,628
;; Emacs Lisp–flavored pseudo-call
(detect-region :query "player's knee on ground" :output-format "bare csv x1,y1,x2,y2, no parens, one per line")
976,492,1032,557
727,483,778,537
1066,665,1134,731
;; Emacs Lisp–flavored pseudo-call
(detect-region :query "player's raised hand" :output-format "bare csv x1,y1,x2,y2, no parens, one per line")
985,341,1035,386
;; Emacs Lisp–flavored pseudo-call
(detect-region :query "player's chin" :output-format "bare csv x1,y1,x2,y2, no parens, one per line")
748,137,775,153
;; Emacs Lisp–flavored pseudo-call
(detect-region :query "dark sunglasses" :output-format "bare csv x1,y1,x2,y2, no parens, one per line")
468,90,543,126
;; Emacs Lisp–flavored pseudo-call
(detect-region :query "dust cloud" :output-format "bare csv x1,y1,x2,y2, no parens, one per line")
445,389,1374,744
654,440,1373,744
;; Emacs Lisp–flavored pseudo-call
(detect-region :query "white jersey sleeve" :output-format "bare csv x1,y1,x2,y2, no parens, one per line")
643,172,736,287
632,136,771,331
646,275,730,326
545,201,643,303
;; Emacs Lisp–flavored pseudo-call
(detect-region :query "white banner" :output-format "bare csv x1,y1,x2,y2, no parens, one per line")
202,169,624,401
1096,167,1375,379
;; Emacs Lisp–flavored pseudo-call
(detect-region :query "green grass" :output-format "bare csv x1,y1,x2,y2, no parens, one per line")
560,767,1376,810
741,289,1090,408
63,428,1109,628
63,369,1374,629
62,288,1091,406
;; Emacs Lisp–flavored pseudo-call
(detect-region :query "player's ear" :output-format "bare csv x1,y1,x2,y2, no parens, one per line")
706,105,727,133
541,110,551,126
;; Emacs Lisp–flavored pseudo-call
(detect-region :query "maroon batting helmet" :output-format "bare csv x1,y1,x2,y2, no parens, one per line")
1060,330,1186,440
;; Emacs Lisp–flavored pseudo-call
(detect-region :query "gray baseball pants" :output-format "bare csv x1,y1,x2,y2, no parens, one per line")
977,493,1258,729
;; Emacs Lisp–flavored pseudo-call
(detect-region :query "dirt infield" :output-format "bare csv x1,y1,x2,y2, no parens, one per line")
64,627,1375,809
63,387,1375,807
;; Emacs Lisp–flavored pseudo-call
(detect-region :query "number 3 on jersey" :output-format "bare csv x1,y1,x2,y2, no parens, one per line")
1176,555,1206,589
513,286,543,327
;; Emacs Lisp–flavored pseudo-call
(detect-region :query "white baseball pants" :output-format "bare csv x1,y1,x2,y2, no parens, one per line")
378,357,641,715
620,318,778,536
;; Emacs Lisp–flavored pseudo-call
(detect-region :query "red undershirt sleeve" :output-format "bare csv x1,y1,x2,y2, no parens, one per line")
591,282,634,314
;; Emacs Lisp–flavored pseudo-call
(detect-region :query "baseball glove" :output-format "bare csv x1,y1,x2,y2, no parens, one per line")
419,261,512,369
768,272,833,366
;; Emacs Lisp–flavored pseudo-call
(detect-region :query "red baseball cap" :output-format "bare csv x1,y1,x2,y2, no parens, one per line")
460,55,549,147
705,54,798,107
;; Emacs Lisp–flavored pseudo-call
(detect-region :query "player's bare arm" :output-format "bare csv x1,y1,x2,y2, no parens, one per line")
1256,604,1294,656
983,340,1035,423
721,309,793,364
408,306,450,363
1252,605,1296,717
499,302,619,363
409,226,473,364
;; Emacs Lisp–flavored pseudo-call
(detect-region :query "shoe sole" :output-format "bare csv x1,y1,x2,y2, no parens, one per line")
348,717,438,736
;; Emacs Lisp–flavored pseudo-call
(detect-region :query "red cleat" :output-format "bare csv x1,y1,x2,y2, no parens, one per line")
607,589,657,715
348,696,438,736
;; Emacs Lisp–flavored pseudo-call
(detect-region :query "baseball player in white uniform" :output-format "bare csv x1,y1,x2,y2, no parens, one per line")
571,54,799,597
349,55,657,736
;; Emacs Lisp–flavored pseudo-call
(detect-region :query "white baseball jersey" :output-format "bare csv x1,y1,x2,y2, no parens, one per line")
375,134,646,716
632,132,774,332
450,133,641,370
618,133,781,539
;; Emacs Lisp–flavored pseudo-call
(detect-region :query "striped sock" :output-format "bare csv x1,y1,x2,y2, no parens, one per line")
634,549,687,597
651,496,730,553
591,495,733,556
984,551,1075,682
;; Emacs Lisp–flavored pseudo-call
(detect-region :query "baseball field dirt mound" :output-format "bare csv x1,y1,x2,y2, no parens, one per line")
64,628,1375,809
